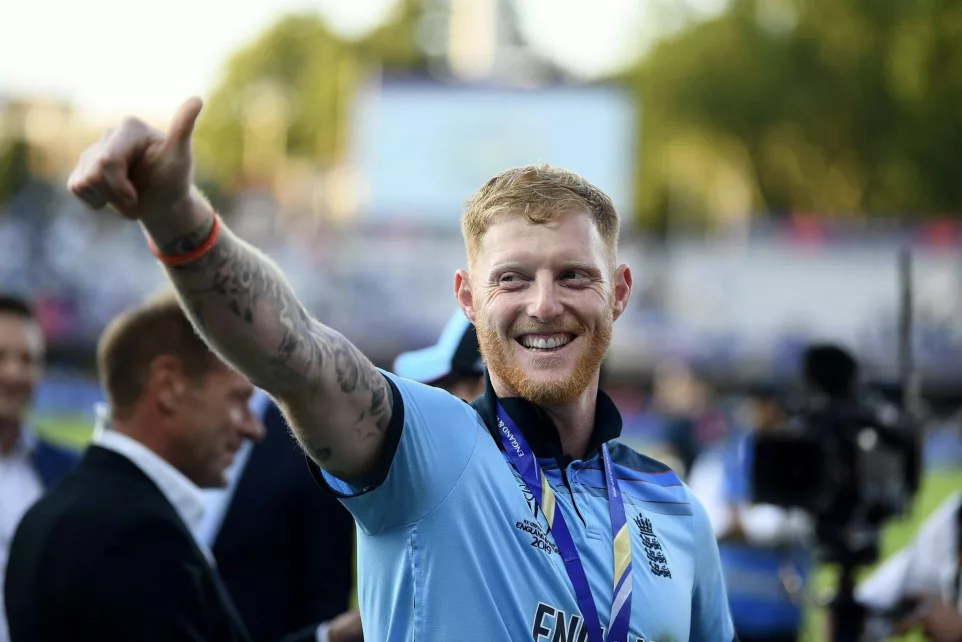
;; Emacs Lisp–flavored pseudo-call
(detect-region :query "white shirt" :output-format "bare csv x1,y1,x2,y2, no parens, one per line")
857,491,962,611
93,428,208,544
0,430,45,642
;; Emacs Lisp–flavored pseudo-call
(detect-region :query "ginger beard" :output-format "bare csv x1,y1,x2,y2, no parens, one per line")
475,297,614,406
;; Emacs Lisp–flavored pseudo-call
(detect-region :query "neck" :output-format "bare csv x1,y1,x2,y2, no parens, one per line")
490,371,600,460
0,418,22,455
109,416,176,465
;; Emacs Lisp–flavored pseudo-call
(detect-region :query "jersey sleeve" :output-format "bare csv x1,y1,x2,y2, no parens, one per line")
315,371,482,534
688,489,738,641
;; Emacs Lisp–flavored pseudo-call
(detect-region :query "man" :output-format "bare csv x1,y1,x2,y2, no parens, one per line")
0,294,78,642
856,491,962,641
687,387,813,642
196,388,361,642
5,294,265,641
392,308,485,401
67,98,735,641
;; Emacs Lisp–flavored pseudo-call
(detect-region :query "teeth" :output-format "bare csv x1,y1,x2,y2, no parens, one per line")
521,335,570,350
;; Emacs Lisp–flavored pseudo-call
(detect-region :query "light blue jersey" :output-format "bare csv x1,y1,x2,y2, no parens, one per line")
319,373,735,641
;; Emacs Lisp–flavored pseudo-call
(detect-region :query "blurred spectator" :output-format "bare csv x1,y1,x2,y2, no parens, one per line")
196,389,361,642
857,491,962,641
5,295,264,642
687,388,813,642
392,308,484,402
0,294,78,642
650,359,726,476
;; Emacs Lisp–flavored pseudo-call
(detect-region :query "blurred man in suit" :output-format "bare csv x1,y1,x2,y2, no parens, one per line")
196,389,361,642
392,308,484,402
5,294,264,642
0,294,78,642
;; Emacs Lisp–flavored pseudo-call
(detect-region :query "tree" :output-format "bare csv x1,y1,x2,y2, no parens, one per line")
0,138,31,205
193,1,426,191
630,0,962,229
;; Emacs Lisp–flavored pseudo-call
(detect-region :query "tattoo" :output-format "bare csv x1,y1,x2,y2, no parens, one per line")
159,217,216,255
161,226,393,475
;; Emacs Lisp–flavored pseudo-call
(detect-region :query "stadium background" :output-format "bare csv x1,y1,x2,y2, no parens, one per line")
4,0,962,639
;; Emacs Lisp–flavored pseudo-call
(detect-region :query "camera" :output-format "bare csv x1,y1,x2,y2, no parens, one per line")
750,344,922,567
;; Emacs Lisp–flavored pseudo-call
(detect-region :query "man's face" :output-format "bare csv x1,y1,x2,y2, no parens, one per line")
0,314,44,426
171,364,262,488
461,211,631,405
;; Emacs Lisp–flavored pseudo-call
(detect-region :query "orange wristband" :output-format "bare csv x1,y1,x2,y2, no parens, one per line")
148,215,222,267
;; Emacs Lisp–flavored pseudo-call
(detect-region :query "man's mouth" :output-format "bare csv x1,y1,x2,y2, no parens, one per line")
516,333,575,352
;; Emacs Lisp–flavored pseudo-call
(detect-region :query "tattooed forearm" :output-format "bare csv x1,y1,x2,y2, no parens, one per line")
158,216,216,255
154,218,394,480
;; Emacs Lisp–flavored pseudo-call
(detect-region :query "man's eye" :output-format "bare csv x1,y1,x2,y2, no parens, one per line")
561,271,586,281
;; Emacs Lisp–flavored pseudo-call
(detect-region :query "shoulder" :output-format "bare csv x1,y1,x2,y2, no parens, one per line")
607,440,714,532
607,440,680,476
13,481,188,586
915,489,962,541
383,370,483,429
22,463,179,542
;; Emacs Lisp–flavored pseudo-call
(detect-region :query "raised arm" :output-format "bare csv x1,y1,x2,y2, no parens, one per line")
67,98,392,482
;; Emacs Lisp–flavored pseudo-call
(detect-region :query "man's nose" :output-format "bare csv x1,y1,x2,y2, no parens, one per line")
526,277,564,322
242,413,266,443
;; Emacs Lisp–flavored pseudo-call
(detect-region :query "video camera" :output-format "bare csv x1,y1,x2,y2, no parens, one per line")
747,248,924,642
751,344,922,566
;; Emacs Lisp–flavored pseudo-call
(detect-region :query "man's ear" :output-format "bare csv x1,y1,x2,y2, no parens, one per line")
455,269,477,324
148,355,186,415
612,264,632,321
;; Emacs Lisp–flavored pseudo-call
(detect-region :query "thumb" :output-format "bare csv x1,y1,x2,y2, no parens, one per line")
166,96,203,152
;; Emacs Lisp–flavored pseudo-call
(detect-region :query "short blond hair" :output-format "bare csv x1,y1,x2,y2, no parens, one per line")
461,164,620,267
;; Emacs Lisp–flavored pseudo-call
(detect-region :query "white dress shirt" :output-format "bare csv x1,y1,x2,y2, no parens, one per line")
0,429,45,642
93,428,209,556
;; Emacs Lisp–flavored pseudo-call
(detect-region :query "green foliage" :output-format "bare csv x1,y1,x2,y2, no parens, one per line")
631,0,962,227
0,138,31,205
192,2,426,190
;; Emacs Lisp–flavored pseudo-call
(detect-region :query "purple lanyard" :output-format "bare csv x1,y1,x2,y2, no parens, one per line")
497,403,633,642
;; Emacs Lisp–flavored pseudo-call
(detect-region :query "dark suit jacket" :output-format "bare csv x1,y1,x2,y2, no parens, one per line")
211,400,355,642
5,446,251,642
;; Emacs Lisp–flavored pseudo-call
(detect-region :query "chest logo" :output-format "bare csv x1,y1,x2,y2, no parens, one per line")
516,519,559,556
635,514,672,579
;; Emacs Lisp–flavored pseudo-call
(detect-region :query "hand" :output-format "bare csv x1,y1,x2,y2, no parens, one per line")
67,97,203,221
327,609,363,642
894,598,962,642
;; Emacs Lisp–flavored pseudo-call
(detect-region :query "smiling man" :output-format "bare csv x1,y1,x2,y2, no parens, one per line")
64,98,735,641
5,294,265,642
0,295,78,642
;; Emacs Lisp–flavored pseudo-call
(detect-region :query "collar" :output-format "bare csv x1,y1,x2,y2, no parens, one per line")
470,370,623,466
93,429,207,533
